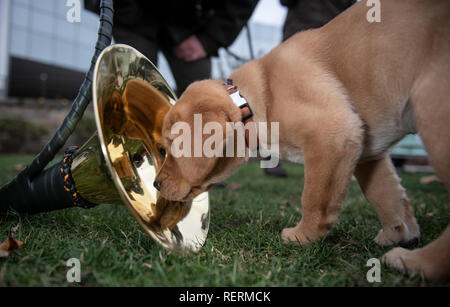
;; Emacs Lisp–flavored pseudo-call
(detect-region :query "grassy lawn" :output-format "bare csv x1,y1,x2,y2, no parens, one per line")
0,154,448,286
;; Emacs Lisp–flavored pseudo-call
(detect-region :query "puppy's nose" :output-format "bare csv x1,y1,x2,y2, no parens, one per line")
153,180,162,191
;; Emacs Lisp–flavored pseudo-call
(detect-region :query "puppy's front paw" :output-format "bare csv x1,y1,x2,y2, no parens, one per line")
375,223,420,247
375,229,396,246
281,227,309,245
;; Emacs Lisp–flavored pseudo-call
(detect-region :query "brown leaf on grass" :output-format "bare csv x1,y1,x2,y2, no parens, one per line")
10,224,20,234
420,175,441,184
215,248,230,261
0,237,24,258
14,163,25,171
228,182,242,191
339,237,363,248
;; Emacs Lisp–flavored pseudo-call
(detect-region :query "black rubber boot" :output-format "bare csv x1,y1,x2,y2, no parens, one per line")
264,163,288,178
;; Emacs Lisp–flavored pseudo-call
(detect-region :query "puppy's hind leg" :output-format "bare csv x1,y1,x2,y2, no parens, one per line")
354,154,420,247
383,224,450,280
384,50,450,280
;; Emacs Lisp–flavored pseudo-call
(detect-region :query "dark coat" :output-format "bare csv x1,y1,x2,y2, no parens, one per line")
85,0,258,56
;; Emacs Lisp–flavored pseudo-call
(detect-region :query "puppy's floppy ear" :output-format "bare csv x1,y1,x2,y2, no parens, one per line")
202,108,247,160
196,110,227,159
215,91,253,158
218,92,242,124
189,80,242,123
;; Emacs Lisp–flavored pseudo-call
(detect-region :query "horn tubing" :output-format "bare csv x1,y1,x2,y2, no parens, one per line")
0,147,96,215
0,161,75,215
0,0,114,215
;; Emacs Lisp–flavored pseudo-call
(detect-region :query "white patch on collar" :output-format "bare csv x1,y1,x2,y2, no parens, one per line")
229,90,248,108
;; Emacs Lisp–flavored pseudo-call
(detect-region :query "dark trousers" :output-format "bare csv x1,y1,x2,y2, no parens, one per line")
113,27,211,96
283,0,355,41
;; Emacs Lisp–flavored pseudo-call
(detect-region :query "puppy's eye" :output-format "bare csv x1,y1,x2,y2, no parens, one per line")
132,154,144,167
160,148,166,158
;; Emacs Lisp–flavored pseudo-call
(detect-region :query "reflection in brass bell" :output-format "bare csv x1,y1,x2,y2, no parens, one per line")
70,44,210,253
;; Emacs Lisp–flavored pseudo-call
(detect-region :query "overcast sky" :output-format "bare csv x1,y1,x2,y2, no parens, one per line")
250,0,288,27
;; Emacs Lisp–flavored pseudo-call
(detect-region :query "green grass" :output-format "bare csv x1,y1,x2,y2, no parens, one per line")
0,155,448,286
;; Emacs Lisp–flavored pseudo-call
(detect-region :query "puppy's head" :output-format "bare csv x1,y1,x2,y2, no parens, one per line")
154,80,244,201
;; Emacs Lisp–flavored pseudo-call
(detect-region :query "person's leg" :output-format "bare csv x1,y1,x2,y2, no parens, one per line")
283,0,355,41
113,27,159,65
162,49,211,96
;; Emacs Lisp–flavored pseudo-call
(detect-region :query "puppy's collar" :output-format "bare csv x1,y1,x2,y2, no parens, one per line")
223,79,258,150
223,79,254,123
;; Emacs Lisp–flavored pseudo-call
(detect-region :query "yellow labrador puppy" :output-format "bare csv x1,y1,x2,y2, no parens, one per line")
155,0,450,280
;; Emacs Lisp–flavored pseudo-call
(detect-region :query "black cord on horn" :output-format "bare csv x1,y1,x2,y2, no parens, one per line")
26,0,114,180
0,0,114,215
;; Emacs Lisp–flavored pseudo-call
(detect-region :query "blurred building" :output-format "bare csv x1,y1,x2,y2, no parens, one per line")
0,0,283,101
0,0,100,99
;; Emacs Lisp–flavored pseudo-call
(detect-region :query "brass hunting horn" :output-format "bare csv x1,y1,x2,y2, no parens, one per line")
0,43,210,253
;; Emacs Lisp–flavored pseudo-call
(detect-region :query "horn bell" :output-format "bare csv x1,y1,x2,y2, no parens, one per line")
70,44,210,253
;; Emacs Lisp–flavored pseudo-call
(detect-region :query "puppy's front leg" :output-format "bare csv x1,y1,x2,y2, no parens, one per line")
282,127,363,245
354,154,420,246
